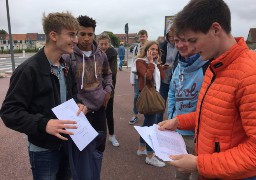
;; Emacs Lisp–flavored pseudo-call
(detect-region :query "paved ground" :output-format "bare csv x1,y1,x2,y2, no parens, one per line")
0,63,175,180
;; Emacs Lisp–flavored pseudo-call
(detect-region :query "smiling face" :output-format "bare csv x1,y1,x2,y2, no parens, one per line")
53,28,78,54
174,34,196,58
98,38,110,52
77,26,94,51
148,43,159,59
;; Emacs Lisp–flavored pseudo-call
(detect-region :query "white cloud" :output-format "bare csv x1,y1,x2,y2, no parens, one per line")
0,0,255,40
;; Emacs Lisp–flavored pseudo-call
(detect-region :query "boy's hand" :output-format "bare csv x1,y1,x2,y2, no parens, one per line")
46,119,77,140
103,92,111,107
77,103,88,115
158,118,179,131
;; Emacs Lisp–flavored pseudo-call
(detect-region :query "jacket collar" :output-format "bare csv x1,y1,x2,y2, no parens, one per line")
210,37,248,73
37,47,68,76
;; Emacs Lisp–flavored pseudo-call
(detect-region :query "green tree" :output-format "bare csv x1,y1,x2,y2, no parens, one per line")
0,29,8,34
104,31,120,47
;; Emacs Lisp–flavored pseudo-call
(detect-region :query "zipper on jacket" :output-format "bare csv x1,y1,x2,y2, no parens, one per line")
195,66,216,145
214,142,220,152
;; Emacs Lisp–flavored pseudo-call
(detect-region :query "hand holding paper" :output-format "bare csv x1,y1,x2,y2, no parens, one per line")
158,118,179,131
134,124,187,162
169,154,198,173
52,98,98,151
46,119,77,140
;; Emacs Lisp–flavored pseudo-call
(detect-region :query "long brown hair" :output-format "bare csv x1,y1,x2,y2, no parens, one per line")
137,41,161,62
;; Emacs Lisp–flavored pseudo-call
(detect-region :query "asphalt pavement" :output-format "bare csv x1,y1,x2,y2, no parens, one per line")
0,56,175,180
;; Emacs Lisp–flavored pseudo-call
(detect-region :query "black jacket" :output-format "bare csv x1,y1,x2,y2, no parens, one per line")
106,47,117,88
160,41,168,65
0,48,81,150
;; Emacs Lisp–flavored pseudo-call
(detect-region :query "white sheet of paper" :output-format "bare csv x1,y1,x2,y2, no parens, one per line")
150,124,187,161
52,98,98,151
134,126,154,150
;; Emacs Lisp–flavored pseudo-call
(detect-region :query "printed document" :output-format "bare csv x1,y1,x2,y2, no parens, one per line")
52,98,98,151
134,126,154,149
150,124,187,161
134,124,187,161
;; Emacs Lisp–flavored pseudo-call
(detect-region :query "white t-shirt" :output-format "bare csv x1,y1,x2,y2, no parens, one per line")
83,51,92,57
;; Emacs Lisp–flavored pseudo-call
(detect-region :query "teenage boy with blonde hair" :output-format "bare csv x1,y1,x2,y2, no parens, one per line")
159,0,256,179
0,12,86,179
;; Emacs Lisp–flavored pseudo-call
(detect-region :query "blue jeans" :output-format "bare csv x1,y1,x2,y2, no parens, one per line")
156,82,169,123
139,114,157,153
119,56,124,68
29,146,70,180
133,78,139,115
68,132,105,180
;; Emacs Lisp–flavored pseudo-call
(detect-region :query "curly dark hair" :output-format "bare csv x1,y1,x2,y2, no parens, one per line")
77,15,96,31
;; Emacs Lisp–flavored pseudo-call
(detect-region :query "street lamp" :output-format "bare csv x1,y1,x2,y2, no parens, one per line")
0,36,3,54
6,0,15,72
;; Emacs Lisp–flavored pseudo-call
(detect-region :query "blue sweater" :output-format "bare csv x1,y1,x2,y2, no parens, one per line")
167,54,208,136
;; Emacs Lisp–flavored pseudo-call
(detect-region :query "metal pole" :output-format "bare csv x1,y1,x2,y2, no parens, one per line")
126,34,129,68
6,0,15,72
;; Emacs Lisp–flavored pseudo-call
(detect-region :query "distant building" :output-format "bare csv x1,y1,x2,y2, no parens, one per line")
115,33,138,45
246,28,256,49
0,33,45,51
36,34,46,49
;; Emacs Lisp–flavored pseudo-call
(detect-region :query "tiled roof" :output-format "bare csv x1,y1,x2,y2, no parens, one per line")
5,34,27,41
5,34,41,41
26,33,37,40
37,34,46,41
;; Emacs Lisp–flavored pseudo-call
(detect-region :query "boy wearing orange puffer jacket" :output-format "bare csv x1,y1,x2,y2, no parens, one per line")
159,0,256,179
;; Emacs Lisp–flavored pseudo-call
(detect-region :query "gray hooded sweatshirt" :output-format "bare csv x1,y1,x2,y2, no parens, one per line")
160,22,178,84
63,40,113,111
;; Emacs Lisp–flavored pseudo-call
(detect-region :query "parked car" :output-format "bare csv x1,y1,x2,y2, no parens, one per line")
129,43,138,53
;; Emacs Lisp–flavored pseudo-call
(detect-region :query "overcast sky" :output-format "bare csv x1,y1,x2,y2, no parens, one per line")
0,0,255,40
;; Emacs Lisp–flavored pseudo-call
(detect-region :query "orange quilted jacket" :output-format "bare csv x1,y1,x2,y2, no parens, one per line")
177,38,256,179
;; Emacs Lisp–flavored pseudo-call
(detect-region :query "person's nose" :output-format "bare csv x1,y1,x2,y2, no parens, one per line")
73,36,78,44
175,42,183,49
84,35,90,41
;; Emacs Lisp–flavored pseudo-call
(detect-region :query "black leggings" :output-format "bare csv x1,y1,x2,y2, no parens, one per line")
86,106,107,152
106,97,115,135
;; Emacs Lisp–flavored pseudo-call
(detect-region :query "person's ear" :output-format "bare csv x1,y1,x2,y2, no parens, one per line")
49,31,57,42
211,22,222,35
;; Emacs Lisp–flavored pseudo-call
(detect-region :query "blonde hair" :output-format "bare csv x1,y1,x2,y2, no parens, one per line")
42,11,79,43
97,33,110,43
137,41,161,62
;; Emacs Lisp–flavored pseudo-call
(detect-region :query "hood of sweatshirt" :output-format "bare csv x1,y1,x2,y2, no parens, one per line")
165,21,173,43
178,54,208,73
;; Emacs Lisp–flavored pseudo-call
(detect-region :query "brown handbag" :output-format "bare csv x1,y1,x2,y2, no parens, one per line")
136,73,165,114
